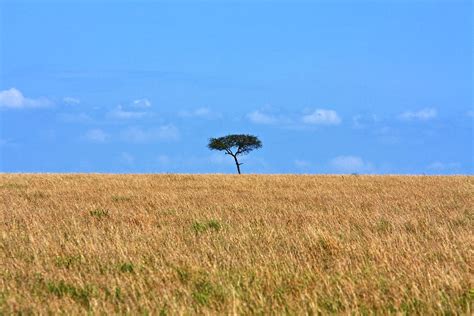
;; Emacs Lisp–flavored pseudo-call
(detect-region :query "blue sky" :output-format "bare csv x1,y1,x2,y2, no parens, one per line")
0,0,472,174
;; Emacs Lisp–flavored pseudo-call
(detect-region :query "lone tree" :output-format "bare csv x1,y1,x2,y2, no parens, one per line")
208,134,262,174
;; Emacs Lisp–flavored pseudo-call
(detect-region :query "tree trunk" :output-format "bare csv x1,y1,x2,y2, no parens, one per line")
232,155,241,174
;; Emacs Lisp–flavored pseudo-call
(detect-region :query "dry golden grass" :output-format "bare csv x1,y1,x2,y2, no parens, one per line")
0,174,473,314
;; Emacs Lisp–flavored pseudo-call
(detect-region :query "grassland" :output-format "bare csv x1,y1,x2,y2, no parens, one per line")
0,174,472,314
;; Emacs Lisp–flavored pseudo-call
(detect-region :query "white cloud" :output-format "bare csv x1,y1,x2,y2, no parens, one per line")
179,107,221,119
352,114,379,129
84,129,108,143
294,159,312,169
120,125,179,143
0,88,52,109
330,155,374,173
398,108,437,121
63,97,80,105
247,110,278,124
132,98,151,108
107,105,147,119
427,161,461,171
302,109,341,125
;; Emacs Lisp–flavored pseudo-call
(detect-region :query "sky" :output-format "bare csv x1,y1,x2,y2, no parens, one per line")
0,0,472,174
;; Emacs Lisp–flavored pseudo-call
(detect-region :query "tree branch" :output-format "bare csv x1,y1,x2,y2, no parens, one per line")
235,145,243,155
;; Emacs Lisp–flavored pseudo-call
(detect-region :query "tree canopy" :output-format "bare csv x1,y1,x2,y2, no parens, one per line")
208,134,262,174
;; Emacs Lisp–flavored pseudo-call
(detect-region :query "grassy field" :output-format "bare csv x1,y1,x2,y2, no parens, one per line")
0,174,472,314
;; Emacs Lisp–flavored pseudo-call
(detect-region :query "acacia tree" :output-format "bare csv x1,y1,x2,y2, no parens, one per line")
207,134,262,174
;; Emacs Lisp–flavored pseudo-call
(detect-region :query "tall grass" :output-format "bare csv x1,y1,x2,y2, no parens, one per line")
1,174,472,314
